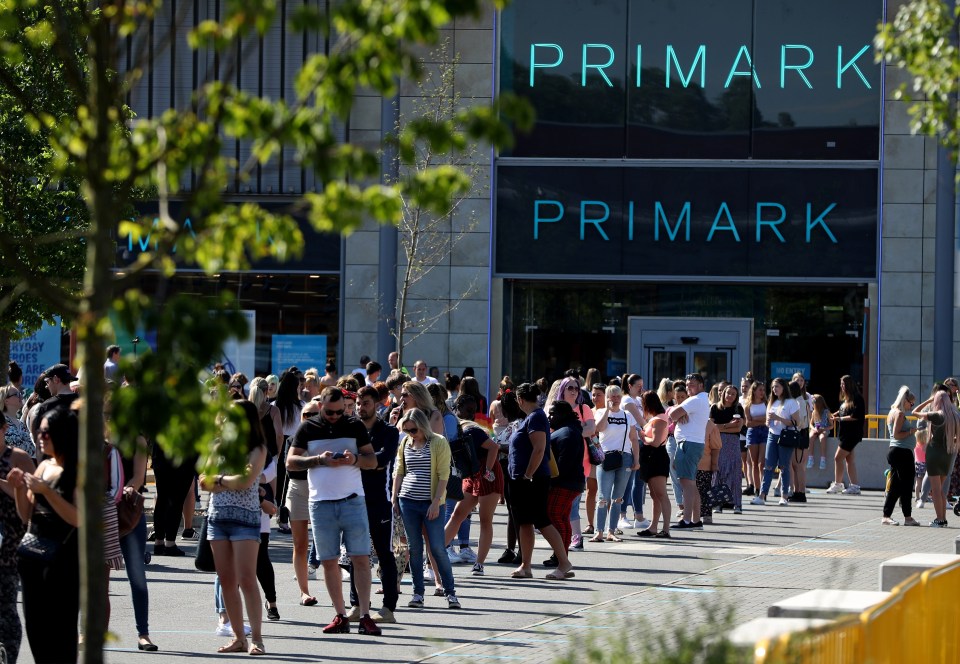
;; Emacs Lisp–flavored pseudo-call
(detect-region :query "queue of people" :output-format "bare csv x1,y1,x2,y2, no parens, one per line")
5,354,960,661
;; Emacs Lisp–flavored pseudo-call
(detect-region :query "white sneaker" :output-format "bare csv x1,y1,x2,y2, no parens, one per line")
446,546,463,565
424,566,435,583
617,517,634,530
340,567,350,581
841,484,861,495
916,499,925,509
634,518,652,531
806,456,814,469
778,498,789,506
750,496,765,506
458,547,478,564
215,622,251,637
307,565,317,579
819,457,827,470
825,482,844,494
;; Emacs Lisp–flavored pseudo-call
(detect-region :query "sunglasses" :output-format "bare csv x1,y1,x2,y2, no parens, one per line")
565,386,579,392
323,409,344,417
402,426,419,435
400,392,411,397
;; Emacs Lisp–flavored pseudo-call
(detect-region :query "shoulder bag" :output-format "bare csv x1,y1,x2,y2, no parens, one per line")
601,413,628,471
194,518,216,572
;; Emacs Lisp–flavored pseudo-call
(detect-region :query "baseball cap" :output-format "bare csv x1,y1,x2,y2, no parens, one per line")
43,364,77,383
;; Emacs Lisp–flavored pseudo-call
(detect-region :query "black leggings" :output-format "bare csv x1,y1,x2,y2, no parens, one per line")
20,546,79,663
257,533,276,604
152,460,197,542
883,447,915,518
500,457,522,554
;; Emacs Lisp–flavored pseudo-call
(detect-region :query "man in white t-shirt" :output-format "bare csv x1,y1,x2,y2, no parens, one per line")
668,373,710,529
286,388,381,636
412,360,439,386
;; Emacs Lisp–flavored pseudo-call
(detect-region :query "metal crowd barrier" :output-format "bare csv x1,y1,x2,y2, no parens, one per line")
753,558,960,663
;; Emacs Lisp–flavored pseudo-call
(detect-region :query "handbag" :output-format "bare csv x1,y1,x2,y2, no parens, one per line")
548,448,560,479
117,490,145,539
587,439,604,465
779,427,803,449
194,519,216,572
707,478,734,509
601,412,629,471
18,531,71,563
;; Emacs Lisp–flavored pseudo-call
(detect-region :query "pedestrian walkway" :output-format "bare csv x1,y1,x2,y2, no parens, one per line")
23,488,957,663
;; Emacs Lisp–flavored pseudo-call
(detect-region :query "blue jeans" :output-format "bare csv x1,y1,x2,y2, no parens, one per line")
119,513,150,635
760,432,793,497
596,452,633,533
445,498,471,546
214,575,226,614
620,470,647,517
399,498,456,597
666,434,684,506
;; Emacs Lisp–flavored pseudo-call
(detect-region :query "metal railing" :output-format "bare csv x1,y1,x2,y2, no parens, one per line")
864,413,917,439
754,558,960,663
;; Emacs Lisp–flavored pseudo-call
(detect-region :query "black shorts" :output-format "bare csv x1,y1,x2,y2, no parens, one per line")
639,444,670,482
508,476,551,529
838,437,861,452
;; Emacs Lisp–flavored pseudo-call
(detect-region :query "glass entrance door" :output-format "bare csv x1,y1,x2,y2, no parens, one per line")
647,346,733,394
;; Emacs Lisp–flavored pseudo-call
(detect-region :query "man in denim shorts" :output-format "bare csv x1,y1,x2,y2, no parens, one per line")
287,387,380,636
668,373,710,530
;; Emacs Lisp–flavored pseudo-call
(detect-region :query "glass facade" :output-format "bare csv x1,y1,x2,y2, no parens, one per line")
495,0,883,398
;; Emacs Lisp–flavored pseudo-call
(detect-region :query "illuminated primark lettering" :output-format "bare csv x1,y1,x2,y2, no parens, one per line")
527,43,873,89
532,200,839,244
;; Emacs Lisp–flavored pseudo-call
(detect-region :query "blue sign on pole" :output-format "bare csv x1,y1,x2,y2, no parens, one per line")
10,318,62,389
771,362,811,382
272,335,327,375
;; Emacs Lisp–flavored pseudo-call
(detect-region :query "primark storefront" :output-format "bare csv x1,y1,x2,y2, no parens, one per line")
492,0,884,404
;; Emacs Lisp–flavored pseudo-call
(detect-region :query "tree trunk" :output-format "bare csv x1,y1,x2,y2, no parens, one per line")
0,328,9,384
77,19,117,664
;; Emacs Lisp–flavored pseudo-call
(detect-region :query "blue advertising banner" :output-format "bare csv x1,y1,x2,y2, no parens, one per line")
272,335,327,375
771,362,811,382
11,318,62,389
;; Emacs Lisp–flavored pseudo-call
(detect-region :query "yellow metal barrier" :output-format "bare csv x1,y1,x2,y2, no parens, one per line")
865,414,917,439
754,558,960,664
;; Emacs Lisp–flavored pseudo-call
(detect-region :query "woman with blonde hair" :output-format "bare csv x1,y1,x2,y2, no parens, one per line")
392,408,461,609
883,386,921,526
590,385,639,542
391,381,444,435
913,388,960,527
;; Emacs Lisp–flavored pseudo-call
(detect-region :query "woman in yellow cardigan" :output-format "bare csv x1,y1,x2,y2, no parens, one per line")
392,408,461,610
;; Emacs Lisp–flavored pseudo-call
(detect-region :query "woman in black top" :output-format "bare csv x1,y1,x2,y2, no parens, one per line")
545,401,584,566
9,407,80,664
828,375,866,495
710,385,746,513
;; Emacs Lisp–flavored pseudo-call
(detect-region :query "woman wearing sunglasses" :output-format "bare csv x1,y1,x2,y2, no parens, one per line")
392,408,461,610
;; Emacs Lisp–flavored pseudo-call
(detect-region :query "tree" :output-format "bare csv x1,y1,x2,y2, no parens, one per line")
391,40,487,369
876,0,960,153
0,1,530,661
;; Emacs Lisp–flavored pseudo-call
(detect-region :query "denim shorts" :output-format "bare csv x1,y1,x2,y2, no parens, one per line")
746,426,769,446
309,494,371,561
674,441,705,480
206,520,260,542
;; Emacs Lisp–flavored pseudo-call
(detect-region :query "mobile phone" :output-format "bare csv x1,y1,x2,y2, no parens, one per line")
333,452,345,460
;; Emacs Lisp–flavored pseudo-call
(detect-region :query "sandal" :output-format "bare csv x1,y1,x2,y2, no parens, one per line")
218,639,247,654
300,595,318,606
588,534,604,543
582,526,595,535
510,567,533,578
545,570,566,580
248,641,266,656
605,533,623,542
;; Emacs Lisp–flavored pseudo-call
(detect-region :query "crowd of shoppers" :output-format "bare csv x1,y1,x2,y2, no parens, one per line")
4,351,960,662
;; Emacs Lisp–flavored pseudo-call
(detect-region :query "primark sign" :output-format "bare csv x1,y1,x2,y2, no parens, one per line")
494,166,878,280
499,0,882,159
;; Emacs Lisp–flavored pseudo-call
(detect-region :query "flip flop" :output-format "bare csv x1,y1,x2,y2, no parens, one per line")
544,570,565,580
605,533,623,542
249,641,266,656
510,568,533,578
217,639,247,654
588,535,604,543
300,595,318,606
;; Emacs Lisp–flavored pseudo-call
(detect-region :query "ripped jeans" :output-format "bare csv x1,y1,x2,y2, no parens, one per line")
595,452,634,533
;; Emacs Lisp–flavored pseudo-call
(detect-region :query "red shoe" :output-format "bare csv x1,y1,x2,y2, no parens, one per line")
322,614,350,634
358,614,382,636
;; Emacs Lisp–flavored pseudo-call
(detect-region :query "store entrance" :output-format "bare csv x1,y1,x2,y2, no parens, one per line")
628,317,752,394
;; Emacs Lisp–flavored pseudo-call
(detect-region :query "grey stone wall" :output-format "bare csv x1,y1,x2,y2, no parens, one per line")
342,5,495,391
878,0,959,409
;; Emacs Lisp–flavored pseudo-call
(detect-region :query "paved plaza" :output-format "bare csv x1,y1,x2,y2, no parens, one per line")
18,481,960,663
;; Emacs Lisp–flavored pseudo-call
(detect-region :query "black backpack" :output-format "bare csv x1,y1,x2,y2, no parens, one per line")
448,421,482,478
